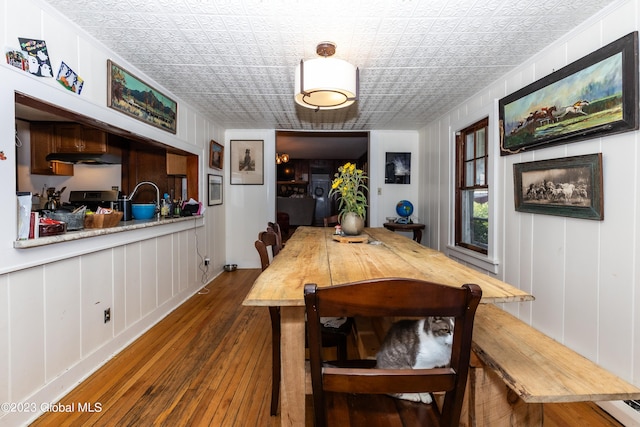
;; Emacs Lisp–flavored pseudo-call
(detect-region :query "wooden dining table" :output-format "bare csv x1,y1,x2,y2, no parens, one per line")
243,226,534,426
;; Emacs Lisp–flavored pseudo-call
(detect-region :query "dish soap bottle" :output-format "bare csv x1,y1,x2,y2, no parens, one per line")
160,193,171,217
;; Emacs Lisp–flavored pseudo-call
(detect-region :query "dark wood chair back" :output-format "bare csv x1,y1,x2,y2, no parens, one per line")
267,221,284,247
304,278,482,427
323,215,339,227
257,229,281,263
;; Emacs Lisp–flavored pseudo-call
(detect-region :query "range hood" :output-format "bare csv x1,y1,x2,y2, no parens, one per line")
45,152,121,164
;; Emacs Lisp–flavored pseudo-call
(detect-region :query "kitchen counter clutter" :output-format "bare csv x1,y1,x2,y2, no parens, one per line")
13,215,201,249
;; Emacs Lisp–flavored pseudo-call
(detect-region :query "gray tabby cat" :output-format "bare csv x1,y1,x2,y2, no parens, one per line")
375,317,454,404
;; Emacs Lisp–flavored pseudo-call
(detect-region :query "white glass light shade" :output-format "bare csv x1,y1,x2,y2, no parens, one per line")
295,57,358,109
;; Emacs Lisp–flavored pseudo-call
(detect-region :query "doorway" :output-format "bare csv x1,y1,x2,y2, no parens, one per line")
275,131,369,229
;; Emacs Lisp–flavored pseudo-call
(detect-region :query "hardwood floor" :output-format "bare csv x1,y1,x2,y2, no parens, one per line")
31,268,623,426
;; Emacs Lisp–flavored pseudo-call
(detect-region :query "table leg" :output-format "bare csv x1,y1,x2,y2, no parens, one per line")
467,354,543,426
413,229,422,243
280,306,306,426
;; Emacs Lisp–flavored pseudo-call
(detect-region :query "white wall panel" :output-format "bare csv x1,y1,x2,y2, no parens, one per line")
140,239,159,317
113,246,126,336
9,268,45,401
531,215,566,340
81,252,114,356
124,243,142,326
564,219,600,359
177,229,190,292
602,1,637,38
45,260,81,382
566,22,602,63
157,234,174,305
597,132,637,378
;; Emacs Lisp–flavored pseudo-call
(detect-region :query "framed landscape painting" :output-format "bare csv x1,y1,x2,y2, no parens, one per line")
513,153,603,220
499,32,638,155
107,60,177,133
210,140,223,170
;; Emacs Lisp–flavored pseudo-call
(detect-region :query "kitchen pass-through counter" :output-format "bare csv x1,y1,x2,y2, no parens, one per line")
14,215,202,249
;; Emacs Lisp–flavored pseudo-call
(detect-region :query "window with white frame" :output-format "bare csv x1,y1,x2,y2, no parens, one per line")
455,117,488,254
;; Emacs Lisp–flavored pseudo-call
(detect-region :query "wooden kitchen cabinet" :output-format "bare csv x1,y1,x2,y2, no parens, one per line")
55,124,107,153
30,123,73,176
166,153,187,175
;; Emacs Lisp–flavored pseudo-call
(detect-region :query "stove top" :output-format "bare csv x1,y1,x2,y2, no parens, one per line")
67,190,119,211
68,190,119,204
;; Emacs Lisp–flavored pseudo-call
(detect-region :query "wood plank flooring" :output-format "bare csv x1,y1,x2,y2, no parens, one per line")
31,268,623,426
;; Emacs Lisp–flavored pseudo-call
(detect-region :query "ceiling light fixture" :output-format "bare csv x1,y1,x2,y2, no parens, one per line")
295,42,359,111
276,152,290,164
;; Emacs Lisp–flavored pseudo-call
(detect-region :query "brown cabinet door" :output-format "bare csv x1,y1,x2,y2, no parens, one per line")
55,124,107,153
81,127,107,152
30,123,73,176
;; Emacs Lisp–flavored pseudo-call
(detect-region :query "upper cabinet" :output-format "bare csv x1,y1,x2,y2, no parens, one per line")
30,123,73,176
166,153,187,176
54,123,107,153
29,122,110,175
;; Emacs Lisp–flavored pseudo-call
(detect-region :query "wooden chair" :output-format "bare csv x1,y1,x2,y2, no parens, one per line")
257,229,281,262
267,221,284,247
304,278,482,427
323,214,339,227
255,231,351,416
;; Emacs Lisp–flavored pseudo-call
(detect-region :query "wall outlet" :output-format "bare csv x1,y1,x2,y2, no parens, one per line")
104,308,111,323
204,257,210,266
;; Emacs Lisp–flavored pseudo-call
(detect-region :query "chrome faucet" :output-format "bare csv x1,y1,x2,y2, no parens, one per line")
127,181,160,219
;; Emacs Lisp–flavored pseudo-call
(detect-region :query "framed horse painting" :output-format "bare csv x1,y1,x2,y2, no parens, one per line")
499,31,638,156
513,153,603,220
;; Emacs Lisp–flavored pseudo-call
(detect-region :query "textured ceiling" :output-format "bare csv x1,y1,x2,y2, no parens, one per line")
42,0,616,131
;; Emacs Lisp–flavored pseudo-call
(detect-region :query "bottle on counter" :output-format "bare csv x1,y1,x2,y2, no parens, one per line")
160,193,171,217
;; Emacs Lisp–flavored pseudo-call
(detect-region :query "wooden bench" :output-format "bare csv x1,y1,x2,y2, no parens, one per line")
353,305,640,426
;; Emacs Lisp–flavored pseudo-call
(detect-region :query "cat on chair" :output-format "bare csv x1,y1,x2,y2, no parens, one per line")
375,316,454,404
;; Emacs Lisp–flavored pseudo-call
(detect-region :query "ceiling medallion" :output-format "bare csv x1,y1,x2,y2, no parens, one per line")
294,42,359,111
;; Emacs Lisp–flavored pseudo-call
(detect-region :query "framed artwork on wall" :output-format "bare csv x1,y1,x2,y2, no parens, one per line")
210,140,223,170
499,31,638,156
230,139,264,185
385,152,411,184
107,60,177,133
513,153,603,220
208,174,223,206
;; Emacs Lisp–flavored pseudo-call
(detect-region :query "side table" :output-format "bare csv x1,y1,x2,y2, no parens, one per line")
383,222,425,243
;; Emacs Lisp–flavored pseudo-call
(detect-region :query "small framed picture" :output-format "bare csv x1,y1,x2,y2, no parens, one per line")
230,139,264,185
208,174,223,206
385,152,411,184
210,140,223,170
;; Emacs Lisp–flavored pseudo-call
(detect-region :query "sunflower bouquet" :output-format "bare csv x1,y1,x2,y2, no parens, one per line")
329,162,368,220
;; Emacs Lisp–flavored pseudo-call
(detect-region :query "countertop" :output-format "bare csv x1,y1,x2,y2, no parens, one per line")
14,215,201,249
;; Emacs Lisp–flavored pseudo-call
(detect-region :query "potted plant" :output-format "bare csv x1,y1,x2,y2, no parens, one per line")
329,162,368,235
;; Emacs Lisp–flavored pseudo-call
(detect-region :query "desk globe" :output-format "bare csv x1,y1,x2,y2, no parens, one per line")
395,200,414,224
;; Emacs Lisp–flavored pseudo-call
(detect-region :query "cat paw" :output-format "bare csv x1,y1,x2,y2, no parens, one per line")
418,392,433,404
394,393,432,404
